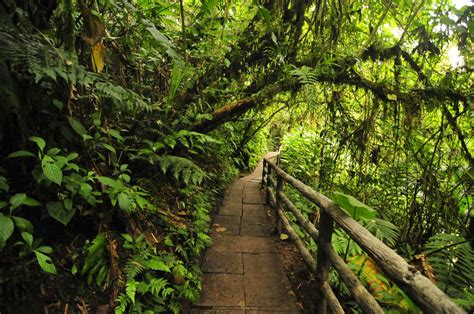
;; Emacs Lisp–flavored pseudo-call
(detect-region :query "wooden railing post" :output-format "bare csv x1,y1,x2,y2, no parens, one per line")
315,210,334,314
261,159,267,190
265,165,272,205
275,175,283,234
258,158,464,313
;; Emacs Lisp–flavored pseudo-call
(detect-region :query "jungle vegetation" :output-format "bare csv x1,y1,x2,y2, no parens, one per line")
0,0,472,312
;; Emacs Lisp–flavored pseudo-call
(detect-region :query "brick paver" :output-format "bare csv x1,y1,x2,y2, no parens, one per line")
193,155,301,313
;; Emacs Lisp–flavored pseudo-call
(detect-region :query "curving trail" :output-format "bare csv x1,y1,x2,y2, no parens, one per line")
192,154,301,313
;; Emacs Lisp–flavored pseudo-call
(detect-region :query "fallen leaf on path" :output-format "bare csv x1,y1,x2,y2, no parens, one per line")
215,226,226,232
280,233,289,240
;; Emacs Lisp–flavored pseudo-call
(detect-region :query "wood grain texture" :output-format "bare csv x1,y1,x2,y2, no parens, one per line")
264,158,465,314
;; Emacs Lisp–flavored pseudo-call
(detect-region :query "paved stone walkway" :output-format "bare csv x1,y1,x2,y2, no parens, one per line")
192,156,301,313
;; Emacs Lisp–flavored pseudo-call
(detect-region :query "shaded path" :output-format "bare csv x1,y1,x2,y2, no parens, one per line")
192,154,301,313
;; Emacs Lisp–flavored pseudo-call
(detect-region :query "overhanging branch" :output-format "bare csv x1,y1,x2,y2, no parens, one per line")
190,64,468,135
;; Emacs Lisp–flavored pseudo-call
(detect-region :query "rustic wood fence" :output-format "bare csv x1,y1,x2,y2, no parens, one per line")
261,157,465,314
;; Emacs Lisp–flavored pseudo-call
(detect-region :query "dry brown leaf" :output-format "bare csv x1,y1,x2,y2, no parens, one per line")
215,226,227,232
80,1,105,46
414,253,436,283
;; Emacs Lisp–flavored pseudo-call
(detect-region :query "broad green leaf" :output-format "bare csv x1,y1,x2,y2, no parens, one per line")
144,20,180,61
34,250,57,274
46,201,75,225
108,129,123,142
120,164,128,172
66,152,79,161
47,148,61,156
23,197,41,207
10,193,27,210
7,150,36,158
41,156,63,185
29,136,46,152
68,117,88,137
168,61,186,99
257,5,272,27
102,143,116,153
0,214,14,250
121,233,133,242
36,245,53,254
64,199,73,211
97,176,122,189
0,201,8,209
12,216,34,233
118,192,132,213
21,231,33,247
333,192,376,219
0,176,8,192
9,193,39,209
52,99,64,111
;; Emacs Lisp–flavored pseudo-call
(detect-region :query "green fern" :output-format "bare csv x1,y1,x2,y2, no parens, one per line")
115,294,130,314
125,259,146,280
289,66,319,85
158,155,208,185
126,280,137,303
423,233,474,308
0,30,98,85
145,258,171,273
81,233,109,287
0,30,153,112
148,278,169,297
363,218,400,247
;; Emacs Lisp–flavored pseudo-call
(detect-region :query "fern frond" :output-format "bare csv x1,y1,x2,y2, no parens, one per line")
114,294,130,314
158,155,207,185
126,280,137,303
145,258,171,273
81,233,107,276
289,66,319,85
0,30,98,85
364,218,400,247
0,30,154,112
149,278,169,297
423,233,474,301
125,259,146,280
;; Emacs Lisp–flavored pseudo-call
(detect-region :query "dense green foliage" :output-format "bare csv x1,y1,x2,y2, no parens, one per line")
0,0,472,312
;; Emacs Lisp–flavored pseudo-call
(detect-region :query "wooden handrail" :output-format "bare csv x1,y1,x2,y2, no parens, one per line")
262,158,465,314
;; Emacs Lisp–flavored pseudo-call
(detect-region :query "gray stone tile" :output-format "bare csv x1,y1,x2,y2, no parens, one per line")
242,253,284,275
244,273,299,309
242,204,267,218
197,274,245,307
239,236,276,253
210,234,242,252
202,251,243,274
212,215,241,235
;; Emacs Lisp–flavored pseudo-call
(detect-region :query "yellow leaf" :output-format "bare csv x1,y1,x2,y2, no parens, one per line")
387,94,397,101
91,42,105,73
348,255,387,298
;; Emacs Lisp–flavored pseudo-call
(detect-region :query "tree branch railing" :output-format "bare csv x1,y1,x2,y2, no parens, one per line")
261,157,465,314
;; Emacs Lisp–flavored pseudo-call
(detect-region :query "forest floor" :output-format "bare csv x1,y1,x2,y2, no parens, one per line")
191,155,320,313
